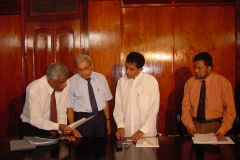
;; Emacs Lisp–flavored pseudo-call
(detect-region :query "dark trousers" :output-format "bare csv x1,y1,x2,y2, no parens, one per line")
18,121,52,139
74,110,107,137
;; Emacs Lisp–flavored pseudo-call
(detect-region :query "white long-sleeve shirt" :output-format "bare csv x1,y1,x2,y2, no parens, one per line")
20,76,69,131
113,72,160,137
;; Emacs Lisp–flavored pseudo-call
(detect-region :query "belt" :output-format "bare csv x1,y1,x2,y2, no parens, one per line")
193,117,222,123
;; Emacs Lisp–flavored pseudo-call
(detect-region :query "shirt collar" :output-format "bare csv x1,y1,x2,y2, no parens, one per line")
204,72,213,85
77,71,95,82
44,75,54,94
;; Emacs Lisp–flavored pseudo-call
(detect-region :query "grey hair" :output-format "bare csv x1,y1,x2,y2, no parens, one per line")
75,54,92,67
46,62,69,80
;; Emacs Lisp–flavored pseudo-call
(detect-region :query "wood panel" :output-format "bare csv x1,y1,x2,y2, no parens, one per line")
173,6,235,135
0,15,23,136
121,6,173,135
88,0,121,136
26,19,81,84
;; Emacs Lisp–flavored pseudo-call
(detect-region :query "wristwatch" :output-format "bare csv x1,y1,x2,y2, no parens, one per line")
106,118,111,120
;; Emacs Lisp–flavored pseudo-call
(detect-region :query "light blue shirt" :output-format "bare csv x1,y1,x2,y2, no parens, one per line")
68,71,113,112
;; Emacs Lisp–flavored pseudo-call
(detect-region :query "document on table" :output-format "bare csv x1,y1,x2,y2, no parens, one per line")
136,137,159,148
68,115,95,128
24,136,58,146
192,133,235,144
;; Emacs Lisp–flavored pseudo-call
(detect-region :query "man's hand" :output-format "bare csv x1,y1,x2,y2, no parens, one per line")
214,130,224,139
59,124,73,135
107,120,111,135
187,127,196,136
59,134,76,141
71,128,82,138
115,128,125,139
131,130,144,141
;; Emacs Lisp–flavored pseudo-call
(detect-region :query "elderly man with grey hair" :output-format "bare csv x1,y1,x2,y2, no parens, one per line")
19,62,77,141
68,54,113,137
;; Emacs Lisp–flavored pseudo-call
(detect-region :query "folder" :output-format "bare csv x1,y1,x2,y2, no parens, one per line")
10,139,36,151
10,136,58,151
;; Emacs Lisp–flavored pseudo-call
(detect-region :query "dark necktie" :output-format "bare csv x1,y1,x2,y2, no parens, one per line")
197,80,206,120
50,90,58,137
86,78,98,114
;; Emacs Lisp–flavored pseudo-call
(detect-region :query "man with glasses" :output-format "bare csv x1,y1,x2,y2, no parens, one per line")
181,52,236,139
67,54,113,137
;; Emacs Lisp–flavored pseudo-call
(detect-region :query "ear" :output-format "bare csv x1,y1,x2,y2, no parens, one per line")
207,66,212,72
47,78,54,87
139,68,143,72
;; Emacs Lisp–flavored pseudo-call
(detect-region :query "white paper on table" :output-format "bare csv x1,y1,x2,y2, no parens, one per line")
68,115,95,128
136,137,159,148
193,133,217,144
192,133,235,144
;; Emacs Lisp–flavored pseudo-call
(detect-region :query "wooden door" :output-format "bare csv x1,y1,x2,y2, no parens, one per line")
26,19,81,84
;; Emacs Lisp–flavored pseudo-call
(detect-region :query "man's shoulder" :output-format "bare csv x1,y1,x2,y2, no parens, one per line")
27,76,47,92
68,74,79,82
211,72,231,83
141,72,158,82
92,71,106,78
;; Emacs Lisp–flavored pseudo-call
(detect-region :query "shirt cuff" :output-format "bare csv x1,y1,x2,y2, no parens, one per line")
117,122,124,129
52,123,59,130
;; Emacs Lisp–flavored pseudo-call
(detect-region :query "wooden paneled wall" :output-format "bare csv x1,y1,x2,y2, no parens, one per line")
121,5,235,135
0,0,236,136
0,15,23,136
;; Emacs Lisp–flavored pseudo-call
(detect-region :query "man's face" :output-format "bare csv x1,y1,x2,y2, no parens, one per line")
49,76,68,92
76,59,92,79
194,60,212,79
125,62,142,79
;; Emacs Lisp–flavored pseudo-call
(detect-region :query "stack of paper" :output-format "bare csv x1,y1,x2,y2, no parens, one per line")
192,133,235,144
136,137,159,148
193,133,217,144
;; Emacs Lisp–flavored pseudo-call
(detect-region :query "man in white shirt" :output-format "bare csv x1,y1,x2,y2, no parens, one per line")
19,62,77,141
113,52,160,141
68,54,113,137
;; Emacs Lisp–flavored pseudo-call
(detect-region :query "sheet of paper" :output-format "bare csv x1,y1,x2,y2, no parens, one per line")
136,137,159,148
192,133,235,144
193,133,217,144
24,136,58,146
68,115,95,128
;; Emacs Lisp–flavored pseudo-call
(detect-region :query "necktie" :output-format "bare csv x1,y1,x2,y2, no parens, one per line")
50,90,58,137
197,80,206,120
86,78,98,114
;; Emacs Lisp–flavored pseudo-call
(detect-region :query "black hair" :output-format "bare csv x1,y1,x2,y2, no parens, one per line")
193,52,212,67
126,52,145,68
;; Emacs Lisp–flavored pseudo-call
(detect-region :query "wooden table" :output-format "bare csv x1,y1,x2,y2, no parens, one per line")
3,135,240,160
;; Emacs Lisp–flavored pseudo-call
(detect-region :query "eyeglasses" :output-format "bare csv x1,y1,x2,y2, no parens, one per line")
77,65,91,73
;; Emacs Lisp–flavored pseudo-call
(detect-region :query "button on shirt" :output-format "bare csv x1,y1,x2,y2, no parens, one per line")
181,72,236,134
20,76,69,131
68,72,113,112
